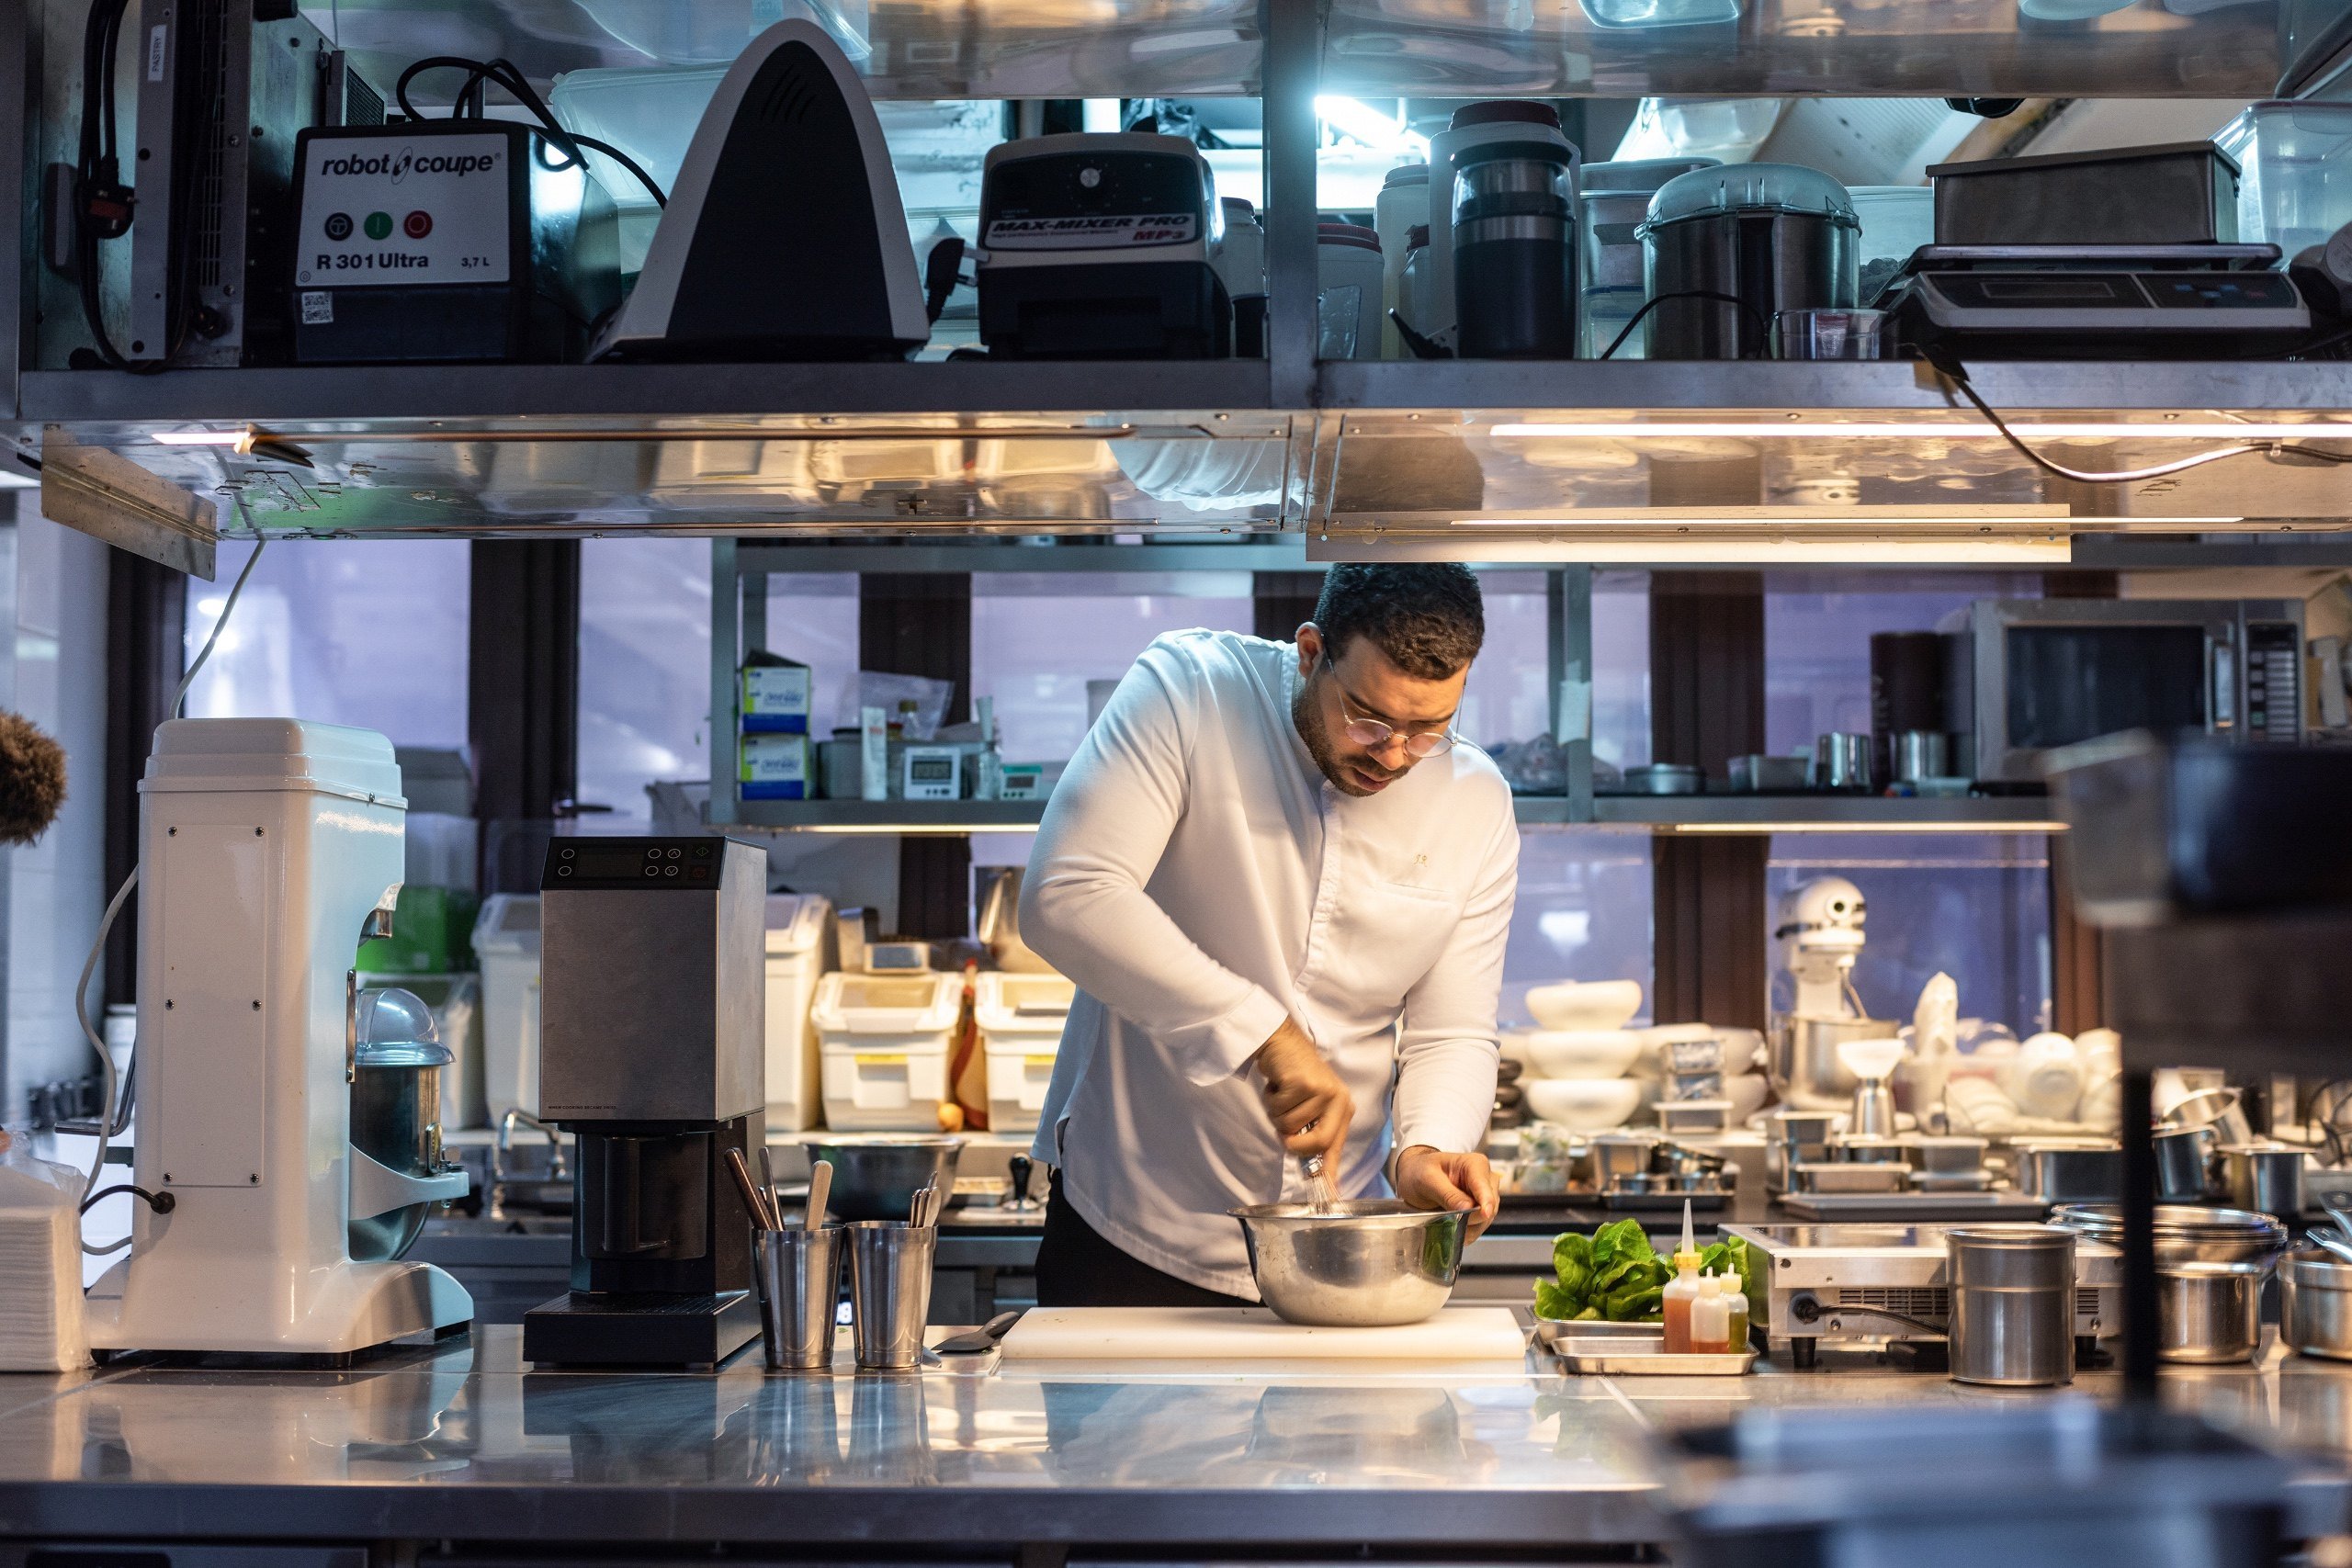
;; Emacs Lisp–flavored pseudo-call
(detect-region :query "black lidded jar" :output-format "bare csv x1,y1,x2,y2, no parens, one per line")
1452,140,1577,359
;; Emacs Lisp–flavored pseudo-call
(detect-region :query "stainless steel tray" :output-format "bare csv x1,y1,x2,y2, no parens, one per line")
1537,1322,1755,1376
1532,1318,1660,1345
1778,1190,2051,1221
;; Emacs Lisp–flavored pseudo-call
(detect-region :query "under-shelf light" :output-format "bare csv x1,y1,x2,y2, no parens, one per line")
763,822,1043,836
1486,421,2352,441
1653,819,2069,835
152,430,243,446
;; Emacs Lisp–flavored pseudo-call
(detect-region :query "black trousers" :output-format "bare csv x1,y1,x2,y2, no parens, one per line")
1034,1170,1254,1308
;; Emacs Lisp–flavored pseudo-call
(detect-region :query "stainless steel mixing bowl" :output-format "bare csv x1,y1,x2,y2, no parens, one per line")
806,1137,964,1222
1230,1200,1468,1326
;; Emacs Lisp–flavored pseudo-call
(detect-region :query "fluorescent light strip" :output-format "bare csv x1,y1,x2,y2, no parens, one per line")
771,823,1044,836
1487,422,2352,441
1654,819,2069,835
152,431,243,446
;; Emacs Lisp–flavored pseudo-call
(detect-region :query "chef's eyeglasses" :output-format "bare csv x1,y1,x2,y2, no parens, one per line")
1318,655,1459,759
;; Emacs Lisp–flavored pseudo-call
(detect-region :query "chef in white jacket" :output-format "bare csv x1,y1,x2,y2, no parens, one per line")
1019,564,1518,1306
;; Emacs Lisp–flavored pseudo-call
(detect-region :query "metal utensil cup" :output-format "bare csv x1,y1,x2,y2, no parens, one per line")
752,1224,845,1372
2218,1143,2305,1220
2154,1125,2220,1201
847,1220,939,1371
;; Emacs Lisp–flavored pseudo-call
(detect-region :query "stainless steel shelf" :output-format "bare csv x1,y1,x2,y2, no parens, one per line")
729,799,1050,833
722,795,2066,834
1586,795,2069,833
18,361,1279,426
1315,359,2352,415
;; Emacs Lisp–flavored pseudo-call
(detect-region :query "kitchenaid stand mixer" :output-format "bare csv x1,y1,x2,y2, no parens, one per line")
85,719,472,1360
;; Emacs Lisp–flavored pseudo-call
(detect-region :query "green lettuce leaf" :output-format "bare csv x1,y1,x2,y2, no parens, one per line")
1553,1232,1594,1300
1533,1279,1581,1321
1589,1218,1654,1275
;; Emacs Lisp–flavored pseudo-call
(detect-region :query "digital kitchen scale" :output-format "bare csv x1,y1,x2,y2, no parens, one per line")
1879,243,2315,358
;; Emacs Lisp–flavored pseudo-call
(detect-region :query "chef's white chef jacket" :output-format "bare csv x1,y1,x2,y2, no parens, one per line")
1020,628,1520,1298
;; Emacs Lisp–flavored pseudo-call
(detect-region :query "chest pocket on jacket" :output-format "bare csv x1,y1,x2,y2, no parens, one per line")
1331,878,1461,1011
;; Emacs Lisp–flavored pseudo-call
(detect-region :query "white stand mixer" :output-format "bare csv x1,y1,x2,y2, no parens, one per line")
85,719,471,1358
1768,876,1895,1111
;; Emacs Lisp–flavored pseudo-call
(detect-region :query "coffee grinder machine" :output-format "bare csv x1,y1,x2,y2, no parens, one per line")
523,837,767,1367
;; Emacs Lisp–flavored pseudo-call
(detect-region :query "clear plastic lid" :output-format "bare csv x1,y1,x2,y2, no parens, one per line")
1582,156,1721,195
1644,162,1860,229
353,987,453,1069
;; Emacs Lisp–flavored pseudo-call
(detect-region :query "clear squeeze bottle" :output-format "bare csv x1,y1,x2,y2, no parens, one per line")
1690,1273,1732,1355
1662,1199,1703,1354
1720,1265,1749,1351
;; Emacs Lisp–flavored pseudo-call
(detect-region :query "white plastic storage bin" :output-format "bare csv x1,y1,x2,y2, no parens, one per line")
2217,102,2352,262
976,972,1075,1134
472,894,542,1124
813,971,963,1130
763,893,835,1131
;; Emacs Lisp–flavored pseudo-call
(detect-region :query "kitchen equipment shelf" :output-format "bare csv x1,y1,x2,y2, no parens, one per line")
725,794,2069,836
17,0,2352,557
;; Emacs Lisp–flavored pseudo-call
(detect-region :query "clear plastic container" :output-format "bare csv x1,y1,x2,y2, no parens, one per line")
2215,101,2352,262
1579,157,1720,358
976,972,1076,1134
1849,186,1935,305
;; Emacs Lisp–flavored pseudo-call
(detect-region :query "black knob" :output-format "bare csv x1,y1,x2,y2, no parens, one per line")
1009,1154,1035,1205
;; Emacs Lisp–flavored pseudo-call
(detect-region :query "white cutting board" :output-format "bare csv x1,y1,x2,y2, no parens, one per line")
1000,1305,1528,1361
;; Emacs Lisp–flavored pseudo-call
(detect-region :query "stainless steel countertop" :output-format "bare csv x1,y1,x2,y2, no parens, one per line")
3,1326,2352,1549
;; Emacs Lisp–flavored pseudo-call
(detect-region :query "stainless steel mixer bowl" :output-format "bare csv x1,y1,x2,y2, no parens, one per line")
1230,1200,1467,1326
806,1137,965,1222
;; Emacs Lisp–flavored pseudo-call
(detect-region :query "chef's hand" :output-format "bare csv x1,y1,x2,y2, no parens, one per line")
1395,1146,1500,1240
1253,1016,1352,1167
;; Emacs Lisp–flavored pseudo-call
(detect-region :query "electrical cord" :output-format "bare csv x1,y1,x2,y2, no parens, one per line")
73,519,268,1251
1600,289,1772,361
393,56,669,209
1924,344,2352,483
1789,1297,1947,1337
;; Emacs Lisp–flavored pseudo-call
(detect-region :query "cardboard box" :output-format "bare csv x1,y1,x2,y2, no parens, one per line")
741,660,813,734
741,733,815,800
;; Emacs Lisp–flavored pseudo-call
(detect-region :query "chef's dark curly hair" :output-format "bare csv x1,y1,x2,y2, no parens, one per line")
1312,564,1485,680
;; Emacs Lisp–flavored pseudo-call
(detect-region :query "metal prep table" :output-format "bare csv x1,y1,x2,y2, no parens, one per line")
2,1325,2352,1562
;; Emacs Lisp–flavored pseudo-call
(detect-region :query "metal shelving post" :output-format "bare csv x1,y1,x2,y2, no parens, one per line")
1549,567,1595,824
710,538,741,827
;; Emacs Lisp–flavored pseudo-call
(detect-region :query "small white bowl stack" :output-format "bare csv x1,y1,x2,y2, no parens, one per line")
1507,980,1648,1133
1505,982,1771,1134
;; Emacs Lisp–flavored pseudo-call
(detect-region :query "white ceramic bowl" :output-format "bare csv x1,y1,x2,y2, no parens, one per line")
1525,979,1644,1032
1725,1073,1770,1125
1511,1029,1645,1080
1522,1077,1645,1133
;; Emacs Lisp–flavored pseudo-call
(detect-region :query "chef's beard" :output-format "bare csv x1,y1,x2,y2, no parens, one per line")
1293,682,1397,798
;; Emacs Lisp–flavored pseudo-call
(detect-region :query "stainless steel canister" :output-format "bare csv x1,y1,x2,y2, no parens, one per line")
2218,1142,2306,1221
1813,733,1875,794
2154,1125,2220,1201
1946,1224,2076,1386
2158,1262,2267,1363
1639,164,1859,359
2010,1140,2122,1202
1452,140,1578,358
1892,729,1950,784
2282,1249,2352,1361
